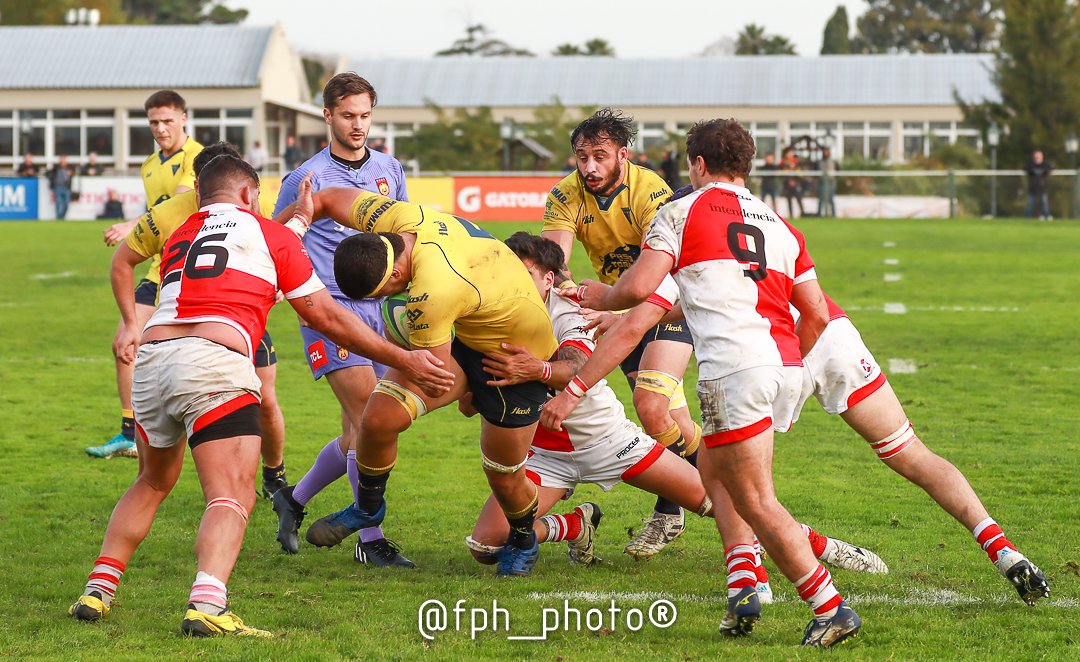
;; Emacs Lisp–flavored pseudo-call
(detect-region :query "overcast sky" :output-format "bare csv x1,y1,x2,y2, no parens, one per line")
237,0,868,60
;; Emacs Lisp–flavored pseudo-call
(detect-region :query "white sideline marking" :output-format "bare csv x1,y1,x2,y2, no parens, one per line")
0,356,110,363
884,302,907,314
845,305,1020,313
883,241,897,247
526,589,1079,609
30,271,76,280
884,273,903,282
888,358,918,374
884,258,900,266
0,302,28,307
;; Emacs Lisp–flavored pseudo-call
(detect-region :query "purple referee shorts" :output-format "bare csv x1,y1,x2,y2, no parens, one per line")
300,296,388,380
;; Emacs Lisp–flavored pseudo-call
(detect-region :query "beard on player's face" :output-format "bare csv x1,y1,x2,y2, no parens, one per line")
581,164,622,197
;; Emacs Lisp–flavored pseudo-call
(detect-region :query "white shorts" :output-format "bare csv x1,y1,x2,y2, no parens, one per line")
525,420,664,493
132,337,262,449
794,317,886,421
698,365,803,447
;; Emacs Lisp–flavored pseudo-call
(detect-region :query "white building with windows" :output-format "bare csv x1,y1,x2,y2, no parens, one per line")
0,23,323,174
345,54,999,164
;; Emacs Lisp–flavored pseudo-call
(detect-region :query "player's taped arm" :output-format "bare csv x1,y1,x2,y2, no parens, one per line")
290,289,455,397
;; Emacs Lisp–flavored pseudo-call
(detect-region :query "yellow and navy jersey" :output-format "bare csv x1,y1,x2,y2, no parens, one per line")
345,192,557,360
542,163,672,285
139,135,203,209
126,187,279,285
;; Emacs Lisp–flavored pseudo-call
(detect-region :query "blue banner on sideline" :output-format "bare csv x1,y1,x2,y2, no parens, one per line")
0,178,39,220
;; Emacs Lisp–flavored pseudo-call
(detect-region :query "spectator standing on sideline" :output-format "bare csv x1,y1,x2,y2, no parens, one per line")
759,152,780,209
98,189,125,220
283,135,303,172
660,149,679,189
247,141,269,172
81,152,104,177
48,155,76,220
1023,150,1053,220
17,152,38,177
562,155,576,173
781,147,804,218
635,151,656,172
818,147,838,217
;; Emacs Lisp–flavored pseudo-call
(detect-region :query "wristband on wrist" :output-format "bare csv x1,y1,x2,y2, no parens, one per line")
540,361,552,383
565,375,589,399
284,213,311,237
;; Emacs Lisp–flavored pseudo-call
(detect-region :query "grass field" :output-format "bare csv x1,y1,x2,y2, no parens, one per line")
1,217,1078,660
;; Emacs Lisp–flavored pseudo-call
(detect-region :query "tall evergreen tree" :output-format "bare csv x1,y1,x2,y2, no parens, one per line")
736,23,797,55
121,0,246,24
821,6,851,54
853,0,1001,53
435,24,534,57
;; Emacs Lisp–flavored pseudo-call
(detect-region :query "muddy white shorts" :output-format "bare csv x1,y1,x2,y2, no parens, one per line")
698,365,803,447
525,419,664,493
794,317,886,421
132,337,262,449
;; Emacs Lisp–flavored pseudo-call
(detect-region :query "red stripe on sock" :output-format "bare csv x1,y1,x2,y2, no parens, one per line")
94,556,126,572
805,527,828,557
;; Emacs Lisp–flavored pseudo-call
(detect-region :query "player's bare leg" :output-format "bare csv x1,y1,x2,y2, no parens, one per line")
86,303,154,459
71,433,185,621
468,486,569,563
479,421,545,576
841,381,1049,605
255,363,287,496
182,434,271,637
705,430,859,645
626,340,697,559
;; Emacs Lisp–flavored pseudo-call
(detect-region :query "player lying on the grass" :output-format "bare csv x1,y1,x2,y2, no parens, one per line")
556,119,860,647
469,232,887,585
275,184,558,575
69,157,454,637
542,109,698,560
110,141,292,500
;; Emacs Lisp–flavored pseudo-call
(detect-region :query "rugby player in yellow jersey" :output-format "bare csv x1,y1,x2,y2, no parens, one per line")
111,142,292,499
541,108,697,558
278,185,558,575
90,90,204,458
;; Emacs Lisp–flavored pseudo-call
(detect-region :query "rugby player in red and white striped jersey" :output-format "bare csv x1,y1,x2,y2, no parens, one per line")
565,119,859,647
70,156,454,638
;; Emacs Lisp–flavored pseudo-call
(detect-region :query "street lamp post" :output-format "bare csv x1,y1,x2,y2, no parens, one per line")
820,127,835,217
987,121,1000,218
1067,132,1079,218
500,117,513,172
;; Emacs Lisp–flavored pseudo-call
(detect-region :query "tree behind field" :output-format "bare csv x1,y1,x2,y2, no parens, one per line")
396,104,502,171
821,6,851,54
735,23,797,55
552,38,616,56
436,23,534,57
0,0,123,24
853,0,1001,53
121,0,247,24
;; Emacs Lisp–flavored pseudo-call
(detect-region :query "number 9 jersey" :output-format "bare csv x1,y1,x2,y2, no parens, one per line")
642,182,817,381
148,202,325,358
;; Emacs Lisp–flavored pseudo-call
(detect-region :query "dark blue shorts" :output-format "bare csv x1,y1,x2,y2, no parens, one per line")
300,297,388,380
254,330,276,368
619,320,694,376
452,339,548,429
134,278,158,307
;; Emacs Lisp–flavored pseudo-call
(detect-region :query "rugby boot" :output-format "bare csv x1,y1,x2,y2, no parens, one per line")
567,502,603,566
69,591,108,622
802,601,861,647
755,581,774,605
260,472,288,500
719,586,761,637
624,510,685,560
821,537,889,574
305,503,364,548
354,536,417,568
494,535,540,577
271,486,305,554
995,550,1051,606
85,434,137,459
181,606,272,638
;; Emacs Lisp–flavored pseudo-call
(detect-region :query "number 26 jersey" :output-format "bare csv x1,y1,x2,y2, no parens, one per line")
643,182,818,381
147,202,324,358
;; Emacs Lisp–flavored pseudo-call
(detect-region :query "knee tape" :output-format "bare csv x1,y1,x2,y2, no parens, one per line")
635,370,680,401
206,497,249,523
465,535,502,556
373,380,428,421
481,452,529,474
695,494,713,517
869,420,917,460
669,380,688,411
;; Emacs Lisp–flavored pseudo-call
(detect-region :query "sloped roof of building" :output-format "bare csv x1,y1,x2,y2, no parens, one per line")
0,25,273,89
346,54,999,108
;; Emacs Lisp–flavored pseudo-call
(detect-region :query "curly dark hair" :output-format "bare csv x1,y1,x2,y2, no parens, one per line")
686,119,756,179
504,232,565,275
570,108,636,150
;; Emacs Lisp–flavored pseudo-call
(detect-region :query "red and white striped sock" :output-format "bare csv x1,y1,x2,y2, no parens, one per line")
802,523,829,558
189,571,228,615
973,517,1017,563
84,556,125,607
796,564,843,619
725,544,758,598
540,509,583,543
